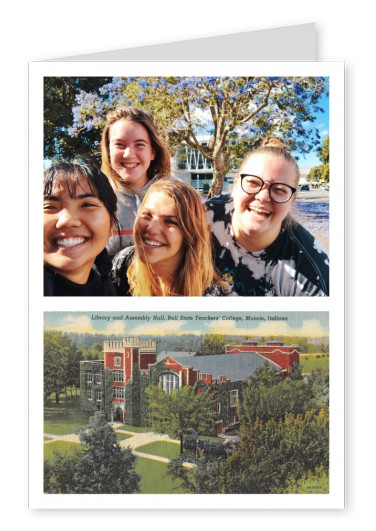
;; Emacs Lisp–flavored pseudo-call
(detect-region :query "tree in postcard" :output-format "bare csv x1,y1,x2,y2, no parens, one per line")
73,411,141,494
146,384,215,454
44,331,82,404
58,76,328,197
226,408,329,493
199,333,226,355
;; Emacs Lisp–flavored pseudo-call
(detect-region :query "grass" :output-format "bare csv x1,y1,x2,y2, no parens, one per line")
44,440,84,460
116,431,133,442
136,441,181,459
135,457,189,494
300,354,329,373
44,395,91,435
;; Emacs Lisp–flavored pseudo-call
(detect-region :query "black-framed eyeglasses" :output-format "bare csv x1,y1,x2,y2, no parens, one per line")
240,174,296,203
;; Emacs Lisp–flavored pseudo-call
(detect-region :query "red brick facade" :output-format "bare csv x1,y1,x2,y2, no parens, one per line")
225,341,300,371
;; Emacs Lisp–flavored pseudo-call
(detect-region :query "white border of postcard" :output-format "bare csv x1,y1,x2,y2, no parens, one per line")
28,61,344,509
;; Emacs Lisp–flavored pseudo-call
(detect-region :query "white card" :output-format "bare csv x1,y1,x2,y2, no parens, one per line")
29,25,344,510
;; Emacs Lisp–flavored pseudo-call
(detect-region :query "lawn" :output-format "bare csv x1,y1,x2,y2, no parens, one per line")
135,457,189,494
300,354,329,373
44,395,91,435
116,431,133,442
44,440,84,460
136,441,181,459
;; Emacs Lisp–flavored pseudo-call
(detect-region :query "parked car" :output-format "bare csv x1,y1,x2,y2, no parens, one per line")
300,184,309,191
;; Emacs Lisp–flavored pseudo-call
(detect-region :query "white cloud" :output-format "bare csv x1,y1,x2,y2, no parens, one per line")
130,320,193,336
206,318,326,338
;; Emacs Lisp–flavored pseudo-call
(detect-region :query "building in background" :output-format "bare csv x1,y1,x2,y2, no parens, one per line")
80,337,300,433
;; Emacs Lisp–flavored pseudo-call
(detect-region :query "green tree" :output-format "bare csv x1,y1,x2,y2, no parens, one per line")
199,334,226,356
65,76,328,196
44,452,82,494
307,135,329,183
73,412,141,493
146,384,215,454
44,331,82,404
238,362,313,428
166,455,227,494
44,76,111,161
226,409,329,493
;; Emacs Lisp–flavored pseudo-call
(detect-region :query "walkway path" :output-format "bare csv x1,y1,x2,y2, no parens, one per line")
44,424,194,467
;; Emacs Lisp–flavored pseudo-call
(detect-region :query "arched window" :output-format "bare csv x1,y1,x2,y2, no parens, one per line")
159,372,179,394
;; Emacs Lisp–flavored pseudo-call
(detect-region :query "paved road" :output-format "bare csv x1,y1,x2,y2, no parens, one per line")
293,190,330,251
296,189,329,203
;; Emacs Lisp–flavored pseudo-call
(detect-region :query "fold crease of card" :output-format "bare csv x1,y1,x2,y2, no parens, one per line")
48,23,315,61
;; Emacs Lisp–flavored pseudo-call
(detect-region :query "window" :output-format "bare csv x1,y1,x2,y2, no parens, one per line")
87,387,93,400
159,372,179,394
95,389,102,402
113,370,124,382
86,372,93,383
94,372,102,384
229,389,238,407
113,387,125,399
215,402,221,414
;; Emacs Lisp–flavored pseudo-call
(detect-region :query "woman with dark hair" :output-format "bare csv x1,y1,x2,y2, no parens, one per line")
43,158,119,296
206,137,329,296
111,180,223,296
101,106,171,257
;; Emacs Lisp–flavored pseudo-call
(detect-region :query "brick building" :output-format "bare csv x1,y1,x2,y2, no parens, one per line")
225,340,300,372
80,337,300,433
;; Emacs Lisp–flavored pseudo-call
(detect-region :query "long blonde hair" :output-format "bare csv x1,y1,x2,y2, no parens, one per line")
127,180,218,296
100,107,171,192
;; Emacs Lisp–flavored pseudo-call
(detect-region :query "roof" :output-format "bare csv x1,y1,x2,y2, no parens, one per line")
157,350,198,362
170,353,279,382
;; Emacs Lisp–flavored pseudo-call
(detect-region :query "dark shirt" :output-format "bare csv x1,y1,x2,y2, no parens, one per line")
44,266,117,296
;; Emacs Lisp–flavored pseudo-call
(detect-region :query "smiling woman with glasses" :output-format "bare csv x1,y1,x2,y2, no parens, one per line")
206,137,329,296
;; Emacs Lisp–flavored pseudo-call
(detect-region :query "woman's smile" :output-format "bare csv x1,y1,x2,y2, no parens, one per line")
109,120,155,189
135,191,185,277
232,154,296,251
43,175,112,284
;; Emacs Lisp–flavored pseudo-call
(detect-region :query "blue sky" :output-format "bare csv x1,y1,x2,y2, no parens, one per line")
294,92,329,170
44,311,329,338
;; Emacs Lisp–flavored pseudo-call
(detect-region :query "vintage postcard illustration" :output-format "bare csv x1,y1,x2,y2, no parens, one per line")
41,311,332,503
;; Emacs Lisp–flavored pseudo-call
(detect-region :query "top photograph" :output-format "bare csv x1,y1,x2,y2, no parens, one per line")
43,75,330,297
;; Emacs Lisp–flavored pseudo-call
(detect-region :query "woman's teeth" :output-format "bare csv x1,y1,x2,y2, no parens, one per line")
249,206,271,217
144,239,164,247
56,237,86,247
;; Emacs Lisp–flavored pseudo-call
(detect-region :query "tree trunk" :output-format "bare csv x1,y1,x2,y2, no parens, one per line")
207,151,229,199
55,391,60,405
180,434,184,455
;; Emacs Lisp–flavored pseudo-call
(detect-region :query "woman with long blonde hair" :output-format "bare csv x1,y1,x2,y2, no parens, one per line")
111,180,223,296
